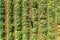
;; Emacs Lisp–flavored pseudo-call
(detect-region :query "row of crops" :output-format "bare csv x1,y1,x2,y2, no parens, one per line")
48,0,55,40
56,0,60,40
15,0,22,40
0,0,60,40
0,0,5,40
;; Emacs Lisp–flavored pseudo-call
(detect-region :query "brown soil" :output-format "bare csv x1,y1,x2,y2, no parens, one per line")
4,0,8,40
13,0,16,40
37,0,40,40
54,0,57,40
29,0,32,40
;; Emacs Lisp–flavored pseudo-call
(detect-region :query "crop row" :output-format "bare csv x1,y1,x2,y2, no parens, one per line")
7,0,14,40
15,0,22,40
31,0,38,40
0,0,5,40
22,0,30,40
56,0,60,40
48,0,55,40
40,0,47,40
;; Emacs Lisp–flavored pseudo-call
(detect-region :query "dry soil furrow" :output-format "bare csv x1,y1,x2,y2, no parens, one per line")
13,0,16,40
37,0,40,40
29,0,32,40
4,0,8,40
46,0,49,40
54,0,57,40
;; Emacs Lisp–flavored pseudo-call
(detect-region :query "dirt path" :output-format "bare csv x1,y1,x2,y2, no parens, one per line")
37,0,40,40
46,0,49,40
29,0,32,40
4,0,8,40
21,1,24,40
54,0,57,40
13,0,16,40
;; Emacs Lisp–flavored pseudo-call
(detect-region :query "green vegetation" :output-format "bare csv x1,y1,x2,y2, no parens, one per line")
31,0,38,40
31,8,38,40
0,0,5,40
7,0,14,40
40,0,47,40
0,0,60,40
56,0,60,40
48,0,54,40
22,0,30,40
15,0,22,40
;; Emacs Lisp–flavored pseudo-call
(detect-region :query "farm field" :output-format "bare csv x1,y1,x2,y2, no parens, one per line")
0,0,60,40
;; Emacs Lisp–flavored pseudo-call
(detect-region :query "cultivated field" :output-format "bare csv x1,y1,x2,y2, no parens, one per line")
0,0,60,40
